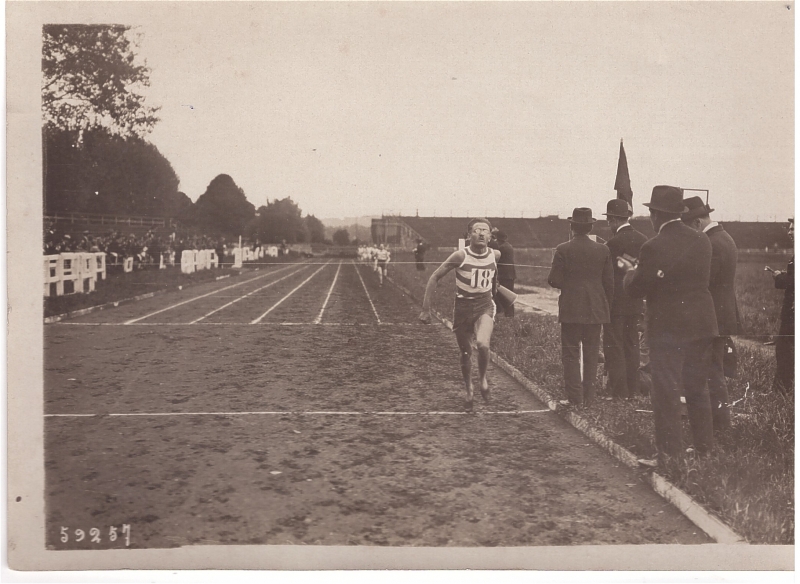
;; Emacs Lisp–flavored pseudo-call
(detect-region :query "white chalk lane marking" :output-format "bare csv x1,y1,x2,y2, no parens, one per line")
250,261,330,324
189,265,310,324
45,410,553,418
56,321,428,327
313,260,342,324
352,261,381,324
122,263,301,325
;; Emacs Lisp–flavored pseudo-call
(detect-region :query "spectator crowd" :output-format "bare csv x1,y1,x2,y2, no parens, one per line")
545,187,793,468
44,223,229,269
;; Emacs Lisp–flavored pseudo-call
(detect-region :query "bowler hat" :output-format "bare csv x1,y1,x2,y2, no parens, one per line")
568,208,597,224
643,185,688,214
603,199,632,219
681,196,714,222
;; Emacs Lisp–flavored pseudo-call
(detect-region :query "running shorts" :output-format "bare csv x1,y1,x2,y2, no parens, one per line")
378,260,387,270
452,295,496,334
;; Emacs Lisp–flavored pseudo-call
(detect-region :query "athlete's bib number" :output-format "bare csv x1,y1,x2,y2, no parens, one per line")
470,269,494,290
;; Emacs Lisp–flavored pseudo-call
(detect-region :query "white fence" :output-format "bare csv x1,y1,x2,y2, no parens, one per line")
180,249,219,274
44,252,106,297
44,249,221,296
231,245,285,268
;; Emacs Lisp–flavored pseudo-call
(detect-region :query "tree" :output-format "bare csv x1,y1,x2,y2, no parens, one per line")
186,174,255,237
332,228,351,246
43,25,159,138
247,197,308,243
165,191,193,220
43,127,181,217
304,215,326,244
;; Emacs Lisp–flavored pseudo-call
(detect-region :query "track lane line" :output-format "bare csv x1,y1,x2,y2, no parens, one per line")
189,265,309,324
312,261,342,324
45,410,552,418
250,261,330,324
352,261,381,324
122,263,301,325
56,321,422,326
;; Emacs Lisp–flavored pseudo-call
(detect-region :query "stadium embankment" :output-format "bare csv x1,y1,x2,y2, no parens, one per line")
372,216,793,251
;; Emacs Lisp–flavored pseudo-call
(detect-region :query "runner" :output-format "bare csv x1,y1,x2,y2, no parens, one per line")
419,218,500,410
371,245,379,272
376,244,391,285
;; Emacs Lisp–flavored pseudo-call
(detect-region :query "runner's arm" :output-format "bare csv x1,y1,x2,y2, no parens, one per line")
419,250,465,321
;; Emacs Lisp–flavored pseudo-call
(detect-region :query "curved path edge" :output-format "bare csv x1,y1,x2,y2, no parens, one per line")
387,275,747,545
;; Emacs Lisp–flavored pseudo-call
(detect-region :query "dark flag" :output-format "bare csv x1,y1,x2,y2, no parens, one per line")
614,139,633,208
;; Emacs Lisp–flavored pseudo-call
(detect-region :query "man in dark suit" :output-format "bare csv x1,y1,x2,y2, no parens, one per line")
772,218,794,395
414,239,428,271
602,199,648,400
682,196,740,434
548,208,614,407
620,186,718,464
490,230,516,317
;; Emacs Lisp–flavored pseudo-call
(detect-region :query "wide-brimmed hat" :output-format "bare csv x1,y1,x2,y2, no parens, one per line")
568,208,597,224
603,199,632,219
681,196,714,222
643,185,688,214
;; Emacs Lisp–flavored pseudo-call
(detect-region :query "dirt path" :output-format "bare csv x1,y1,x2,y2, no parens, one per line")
44,262,709,548
514,284,560,316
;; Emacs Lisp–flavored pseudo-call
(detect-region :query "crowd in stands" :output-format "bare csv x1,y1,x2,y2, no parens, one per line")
44,223,229,268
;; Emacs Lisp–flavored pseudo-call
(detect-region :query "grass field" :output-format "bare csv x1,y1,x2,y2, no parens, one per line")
391,249,794,544
736,259,785,339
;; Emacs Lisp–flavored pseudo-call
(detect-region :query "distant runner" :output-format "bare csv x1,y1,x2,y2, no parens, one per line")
376,244,391,285
419,218,500,410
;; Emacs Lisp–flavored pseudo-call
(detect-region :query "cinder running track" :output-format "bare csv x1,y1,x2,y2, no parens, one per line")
45,260,709,548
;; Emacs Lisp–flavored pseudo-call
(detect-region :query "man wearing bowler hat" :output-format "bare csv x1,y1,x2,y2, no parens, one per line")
619,186,718,465
603,199,648,400
548,208,614,408
682,196,740,435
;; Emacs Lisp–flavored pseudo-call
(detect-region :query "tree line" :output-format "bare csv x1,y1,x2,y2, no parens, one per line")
42,24,345,244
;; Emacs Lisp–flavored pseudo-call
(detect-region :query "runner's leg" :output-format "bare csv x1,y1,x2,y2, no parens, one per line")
475,313,495,399
455,326,475,408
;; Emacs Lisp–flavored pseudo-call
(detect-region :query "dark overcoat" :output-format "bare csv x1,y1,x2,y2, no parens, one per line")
606,224,648,316
548,234,614,324
496,240,516,282
623,220,718,342
706,224,740,335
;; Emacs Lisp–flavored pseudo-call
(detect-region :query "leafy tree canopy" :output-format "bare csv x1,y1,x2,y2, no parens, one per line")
247,197,308,243
332,228,350,246
44,127,181,217
304,215,326,244
187,174,255,237
43,24,159,138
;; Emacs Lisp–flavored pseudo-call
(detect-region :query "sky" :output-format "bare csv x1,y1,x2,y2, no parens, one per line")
115,2,795,221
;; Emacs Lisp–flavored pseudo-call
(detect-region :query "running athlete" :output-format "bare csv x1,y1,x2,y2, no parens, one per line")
419,218,500,410
376,244,391,285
